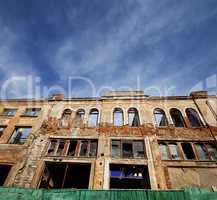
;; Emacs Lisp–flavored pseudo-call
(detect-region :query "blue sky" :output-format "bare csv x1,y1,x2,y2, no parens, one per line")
0,0,217,98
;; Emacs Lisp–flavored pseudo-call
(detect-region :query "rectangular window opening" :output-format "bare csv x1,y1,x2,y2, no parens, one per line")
122,141,133,158
181,143,195,160
0,165,12,186
109,164,150,189
39,162,91,189
9,127,31,144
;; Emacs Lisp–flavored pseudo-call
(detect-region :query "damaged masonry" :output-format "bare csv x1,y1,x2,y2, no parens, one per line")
0,90,217,191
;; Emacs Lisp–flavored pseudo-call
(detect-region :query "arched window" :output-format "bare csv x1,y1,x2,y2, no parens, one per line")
170,108,186,127
154,108,168,127
76,109,85,121
88,108,99,127
128,108,140,127
62,109,72,120
186,108,203,127
61,109,72,127
113,108,124,126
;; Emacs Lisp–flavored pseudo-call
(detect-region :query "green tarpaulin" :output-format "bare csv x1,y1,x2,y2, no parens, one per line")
0,187,216,200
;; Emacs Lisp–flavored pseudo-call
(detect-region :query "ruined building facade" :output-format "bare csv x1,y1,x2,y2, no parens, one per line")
0,91,217,190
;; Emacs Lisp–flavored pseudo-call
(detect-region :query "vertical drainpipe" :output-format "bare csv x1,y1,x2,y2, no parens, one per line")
191,95,217,149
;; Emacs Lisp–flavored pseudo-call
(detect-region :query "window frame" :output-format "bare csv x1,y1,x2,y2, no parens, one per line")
22,108,41,117
1,108,17,117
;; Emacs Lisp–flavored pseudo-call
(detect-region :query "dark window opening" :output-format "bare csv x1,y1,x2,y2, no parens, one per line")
112,140,145,158
60,109,72,127
0,165,11,186
181,143,195,160
113,108,124,126
56,140,65,156
39,162,90,189
24,108,41,117
128,108,140,127
170,108,186,127
186,108,203,128
47,140,58,156
154,108,168,127
122,142,133,158
2,108,17,116
67,141,77,156
46,139,98,158
110,164,150,189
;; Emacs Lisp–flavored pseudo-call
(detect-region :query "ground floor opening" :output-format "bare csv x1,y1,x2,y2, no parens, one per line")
39,162,91,189
0,164,12,186
109,164,150,189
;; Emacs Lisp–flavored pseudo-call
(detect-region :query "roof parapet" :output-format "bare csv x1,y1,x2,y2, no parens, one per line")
190,90,208,98
102,91,147,98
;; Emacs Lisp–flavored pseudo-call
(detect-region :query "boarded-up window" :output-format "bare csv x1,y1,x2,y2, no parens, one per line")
154,108,168,126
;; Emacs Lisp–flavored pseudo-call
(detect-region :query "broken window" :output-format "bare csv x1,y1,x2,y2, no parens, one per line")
133,141,145,158
67,141,77,156
112,140,121,158
195,143,209,160
181,143,195,160
9,127,31,144
110,164,150,189
47,140,58,156
76,109,85,121
128,108,140,127
39,162,91,189
154,108,168,127
170,108,186,127
159,143,169,160
56,140,66,156
60,109,72,127
79,140,89,156
168,143,180,160
2,108,17,116
111,140,145,158
89,141,97,157
0,165,12,186
122,141,133,158
206,143,217,160
0,126,6,137
46,139,98,158
113,108,124,126
88,108,99,127
23,108,41,117
186,108,203,128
